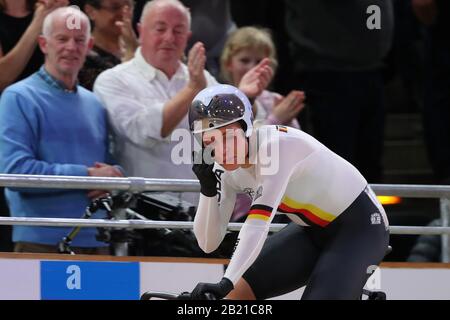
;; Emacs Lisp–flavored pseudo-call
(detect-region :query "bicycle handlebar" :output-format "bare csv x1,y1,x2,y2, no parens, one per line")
140,291,217,300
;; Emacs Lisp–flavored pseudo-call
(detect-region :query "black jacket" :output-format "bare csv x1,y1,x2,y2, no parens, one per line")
407,219,442,262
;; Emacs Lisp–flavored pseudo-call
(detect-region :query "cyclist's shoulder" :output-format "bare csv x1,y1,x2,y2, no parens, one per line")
254,125,319,147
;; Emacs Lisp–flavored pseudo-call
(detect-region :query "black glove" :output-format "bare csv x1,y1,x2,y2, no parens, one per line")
192,151,217,197
191,277,234,300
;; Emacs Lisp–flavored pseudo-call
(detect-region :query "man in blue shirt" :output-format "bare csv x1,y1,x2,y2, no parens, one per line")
0,6,123,254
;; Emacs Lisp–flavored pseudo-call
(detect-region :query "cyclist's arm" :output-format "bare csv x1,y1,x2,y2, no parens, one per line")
194,167,237,253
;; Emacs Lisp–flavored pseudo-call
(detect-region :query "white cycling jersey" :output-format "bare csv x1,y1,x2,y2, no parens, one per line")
193,125,386,284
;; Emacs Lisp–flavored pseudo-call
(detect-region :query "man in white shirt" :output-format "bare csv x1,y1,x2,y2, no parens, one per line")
93,0,272,204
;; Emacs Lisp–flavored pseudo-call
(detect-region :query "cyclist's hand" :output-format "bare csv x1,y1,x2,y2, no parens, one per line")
191,278,233,300
192,151,217,197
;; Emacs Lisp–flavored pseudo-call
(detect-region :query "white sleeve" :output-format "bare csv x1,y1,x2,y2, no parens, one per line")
193,166,237,253
93,70,164,149
224,136,301,284
205,70,219,86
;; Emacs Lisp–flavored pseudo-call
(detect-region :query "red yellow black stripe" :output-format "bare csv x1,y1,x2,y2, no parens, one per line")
278,208,317,227
278,203,330,227
247,204,273,221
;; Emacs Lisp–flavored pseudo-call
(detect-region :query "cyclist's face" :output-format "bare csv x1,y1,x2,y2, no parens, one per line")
202,123,248,170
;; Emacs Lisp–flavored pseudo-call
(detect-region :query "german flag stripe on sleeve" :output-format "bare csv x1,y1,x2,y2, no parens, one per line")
247,204,273,221
250,204,273,212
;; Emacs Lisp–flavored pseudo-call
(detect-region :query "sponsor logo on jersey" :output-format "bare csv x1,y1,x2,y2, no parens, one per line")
231,238,240,259
243,188,255,199
254,185,263,201
214,168,225,202
371,212,382,225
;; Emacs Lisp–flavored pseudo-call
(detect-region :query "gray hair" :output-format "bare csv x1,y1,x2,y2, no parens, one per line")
42,6,91,38
140,0,191,28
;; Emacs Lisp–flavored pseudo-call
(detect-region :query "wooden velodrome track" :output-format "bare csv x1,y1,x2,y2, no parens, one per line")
1,252,450,269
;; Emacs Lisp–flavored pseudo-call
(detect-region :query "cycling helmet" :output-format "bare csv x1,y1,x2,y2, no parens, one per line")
189,84,254,137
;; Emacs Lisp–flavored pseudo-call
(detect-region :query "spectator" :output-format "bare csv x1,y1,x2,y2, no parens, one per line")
415,0,450,184
0,6,123,254
221,26,303,130
407,218,442,262
0,0,68,92
93,0,272,204
78,0,139,90
0,0,67,252
220,26,305,222
182,0,236,79
285,0,394,183
230,0,296,96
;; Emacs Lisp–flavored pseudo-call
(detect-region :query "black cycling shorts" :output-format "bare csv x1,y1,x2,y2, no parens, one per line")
242,187,389,300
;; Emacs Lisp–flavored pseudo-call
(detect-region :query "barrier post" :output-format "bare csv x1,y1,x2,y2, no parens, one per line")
440,198,450,263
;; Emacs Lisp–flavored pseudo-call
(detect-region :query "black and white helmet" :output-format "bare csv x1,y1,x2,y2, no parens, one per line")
189,84,254,137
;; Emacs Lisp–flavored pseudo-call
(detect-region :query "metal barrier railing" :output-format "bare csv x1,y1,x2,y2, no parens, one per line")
0,174,449,261
0,174,200,192
2,174,450,196
0,217,450,235
440,199,450,263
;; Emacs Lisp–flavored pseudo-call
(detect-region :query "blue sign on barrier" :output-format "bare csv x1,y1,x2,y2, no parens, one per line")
40,261,140,300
